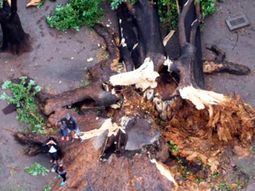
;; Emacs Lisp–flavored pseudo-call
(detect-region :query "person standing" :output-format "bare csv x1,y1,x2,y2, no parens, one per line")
52,163,67,186
45,137,62,164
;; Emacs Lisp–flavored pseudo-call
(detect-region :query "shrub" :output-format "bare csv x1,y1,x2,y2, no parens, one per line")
0,76,45,134
201,0,217,17
47,0,103,31
25,162,49,176
158,0,179,29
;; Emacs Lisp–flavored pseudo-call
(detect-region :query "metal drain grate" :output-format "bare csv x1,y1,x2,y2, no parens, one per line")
226,14,250,31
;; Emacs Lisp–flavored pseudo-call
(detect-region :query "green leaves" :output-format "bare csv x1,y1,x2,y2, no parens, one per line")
1,80,12,89
167,140,179,154
158,0,178,30
42,184,52,191
0,76,45,134
47,0,103,31
46,0,216,31
25,163,49,176
110,0,124,10
109,0,137,10
201,0,217,17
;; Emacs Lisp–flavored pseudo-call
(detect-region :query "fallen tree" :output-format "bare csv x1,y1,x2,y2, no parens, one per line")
14,0,254,190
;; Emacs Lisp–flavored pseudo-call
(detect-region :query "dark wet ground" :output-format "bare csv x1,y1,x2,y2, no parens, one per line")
202,0,255,107
0,0,254,190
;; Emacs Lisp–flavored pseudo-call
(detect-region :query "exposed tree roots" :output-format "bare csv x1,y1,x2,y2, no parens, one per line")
203,45,251,75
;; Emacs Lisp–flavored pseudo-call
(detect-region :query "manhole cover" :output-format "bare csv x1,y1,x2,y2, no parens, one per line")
226,14,250,31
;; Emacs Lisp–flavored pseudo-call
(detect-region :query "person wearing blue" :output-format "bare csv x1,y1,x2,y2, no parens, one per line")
58,113,80,141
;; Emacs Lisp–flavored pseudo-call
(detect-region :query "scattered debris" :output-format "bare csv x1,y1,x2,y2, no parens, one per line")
150,159,178,186
26,0,43,7
86,57,94,62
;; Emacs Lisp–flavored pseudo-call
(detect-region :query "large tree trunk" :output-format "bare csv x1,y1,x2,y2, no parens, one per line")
14,0,255,190
0,0,30,54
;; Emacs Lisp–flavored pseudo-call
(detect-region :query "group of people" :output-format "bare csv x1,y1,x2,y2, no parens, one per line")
1,1,80,187
44,137,66,186
44,113,81,186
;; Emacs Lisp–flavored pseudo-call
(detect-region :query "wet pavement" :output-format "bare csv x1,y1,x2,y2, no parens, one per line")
202,0,255,106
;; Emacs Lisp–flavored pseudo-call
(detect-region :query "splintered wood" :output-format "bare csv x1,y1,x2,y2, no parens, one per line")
179,85,226,110
79,118,126,141
26,0,42,7
110,57,159,91
151,158,178,187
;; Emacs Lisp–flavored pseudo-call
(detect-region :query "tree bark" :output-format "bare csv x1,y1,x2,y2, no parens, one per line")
0,0,30,54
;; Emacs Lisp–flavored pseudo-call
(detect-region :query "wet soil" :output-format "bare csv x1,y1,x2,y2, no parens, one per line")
0,0,254,190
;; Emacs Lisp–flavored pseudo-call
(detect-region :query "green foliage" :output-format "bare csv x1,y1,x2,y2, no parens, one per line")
195,177,207,183
216,182,232,191
42,184,52,191
110,0,137,10
158,0,217,30
37,1,45,8
108,0,217,30
158,0,178,29
110,0,124,10
0,76,45,134
47,0,103,31
211,171,220,178
167,140,179,154
25,162,49,176
201,0,217,17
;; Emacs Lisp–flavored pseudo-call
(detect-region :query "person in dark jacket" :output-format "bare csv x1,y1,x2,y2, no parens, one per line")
52,163,67,186
58,113,80,141
45,137,62,164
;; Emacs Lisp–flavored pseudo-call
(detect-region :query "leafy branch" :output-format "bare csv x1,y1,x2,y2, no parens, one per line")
25,162,49,176
47,0,103,31
0,76,45,134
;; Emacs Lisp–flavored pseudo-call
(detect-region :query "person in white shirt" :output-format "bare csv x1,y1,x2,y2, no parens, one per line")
45,137,62,164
